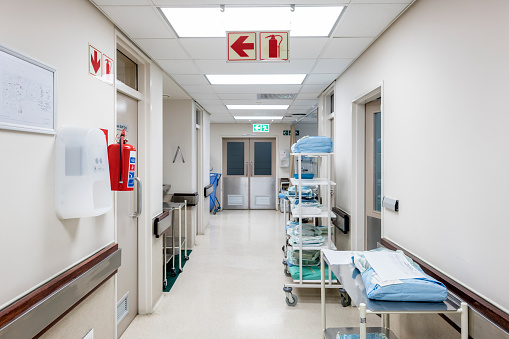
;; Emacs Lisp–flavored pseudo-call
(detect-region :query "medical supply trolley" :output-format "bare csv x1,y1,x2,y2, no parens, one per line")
283,152,340,306
320,249,469,339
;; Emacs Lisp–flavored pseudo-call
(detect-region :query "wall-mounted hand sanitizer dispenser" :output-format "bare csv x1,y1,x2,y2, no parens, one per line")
56,126,112,219
280,149,290,168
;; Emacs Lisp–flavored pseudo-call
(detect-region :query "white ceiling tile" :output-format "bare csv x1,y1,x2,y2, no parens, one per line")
217,93,257,100
195,59,316,74
304,73,339,85
212,84,302,94
300,84,328,93
171,74,210,85
99,6,175,38
181,85,216,94
196,99,224,106
296,92,321,100
157,60,200,74
321,38,374,59
163,73,190,99
180,38,226,60
206,108,230,114
189,93,220,100
333,4,409,38
211,117,235,123
134,38,188,59
93,0,151,4
313,59,352,73
292,99,318,106
290,38,328,59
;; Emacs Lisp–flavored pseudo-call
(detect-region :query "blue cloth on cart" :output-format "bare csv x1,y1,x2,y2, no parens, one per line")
209,173,221,211
287,185,314,197
291,136,333,153
337,333,388,339
278,192,288,199
353,249,448,302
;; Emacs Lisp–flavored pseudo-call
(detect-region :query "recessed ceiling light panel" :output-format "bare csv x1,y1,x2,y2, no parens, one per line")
227,105,289,110
160,6,343,38
207,74,305,85
234,116,283,120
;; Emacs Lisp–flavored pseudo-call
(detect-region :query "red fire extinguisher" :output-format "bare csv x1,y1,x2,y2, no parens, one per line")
266,34,283,58
108,129,136,191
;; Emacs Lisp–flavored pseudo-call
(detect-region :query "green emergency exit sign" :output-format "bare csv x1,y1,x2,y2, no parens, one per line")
253,124,269,132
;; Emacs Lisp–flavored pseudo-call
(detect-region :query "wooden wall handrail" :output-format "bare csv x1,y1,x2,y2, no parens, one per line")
381,238,509,334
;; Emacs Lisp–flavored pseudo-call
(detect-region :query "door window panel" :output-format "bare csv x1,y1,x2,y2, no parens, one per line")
226,142,245,175
254,142,272,175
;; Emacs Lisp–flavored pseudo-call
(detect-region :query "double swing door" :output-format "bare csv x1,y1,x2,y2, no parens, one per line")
222,138,276,210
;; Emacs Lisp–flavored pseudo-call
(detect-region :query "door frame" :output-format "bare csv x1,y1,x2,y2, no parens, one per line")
351,81,384,251
115,31,154,316
220,135,280,210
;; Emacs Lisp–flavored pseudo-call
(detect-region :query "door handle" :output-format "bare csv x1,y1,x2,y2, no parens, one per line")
131,177,142,218
245,162,248,176
250,162,253,176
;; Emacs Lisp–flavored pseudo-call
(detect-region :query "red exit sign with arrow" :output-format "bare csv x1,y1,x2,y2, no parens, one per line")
227,32,256,61
89,44,114,85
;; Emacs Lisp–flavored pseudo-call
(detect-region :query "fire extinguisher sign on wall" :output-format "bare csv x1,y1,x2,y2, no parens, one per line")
260,32,289,61
127,151,136,188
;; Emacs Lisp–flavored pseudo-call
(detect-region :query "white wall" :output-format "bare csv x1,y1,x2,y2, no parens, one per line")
332,0,509,314
0,0,115,311
163,99,195,193
294,122,317,141
202,112,211,231
149,62,164,308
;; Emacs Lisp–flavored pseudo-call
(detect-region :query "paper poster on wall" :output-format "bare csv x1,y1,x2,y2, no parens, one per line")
0,44,57,134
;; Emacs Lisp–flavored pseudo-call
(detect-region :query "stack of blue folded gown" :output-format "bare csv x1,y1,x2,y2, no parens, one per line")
291,136,333,153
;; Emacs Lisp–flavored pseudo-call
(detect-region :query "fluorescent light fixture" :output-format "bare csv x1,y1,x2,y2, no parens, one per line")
227,105,289,110
234,116,283,120
207,74,305,85
160,6,343,38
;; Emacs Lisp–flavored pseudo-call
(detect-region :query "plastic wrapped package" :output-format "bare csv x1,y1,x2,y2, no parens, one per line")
337,333,388,339
353,248,448,302
286,249,320,267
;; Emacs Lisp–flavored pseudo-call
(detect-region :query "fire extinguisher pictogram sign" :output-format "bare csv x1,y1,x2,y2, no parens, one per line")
260,32,289,61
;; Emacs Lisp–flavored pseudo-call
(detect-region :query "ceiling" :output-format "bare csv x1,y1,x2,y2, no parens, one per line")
91,0,413,124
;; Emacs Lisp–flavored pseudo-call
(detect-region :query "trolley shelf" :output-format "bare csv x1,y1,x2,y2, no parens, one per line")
287,243,337,251
290,177,336,186
291,208,336,219
324,327,398,339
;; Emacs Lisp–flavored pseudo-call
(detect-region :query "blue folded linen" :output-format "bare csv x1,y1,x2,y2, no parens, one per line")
291,136,333,153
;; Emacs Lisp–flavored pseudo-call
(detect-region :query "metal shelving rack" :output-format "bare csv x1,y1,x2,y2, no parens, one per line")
283,152,340,306
163,201,188,277
320,250,469,339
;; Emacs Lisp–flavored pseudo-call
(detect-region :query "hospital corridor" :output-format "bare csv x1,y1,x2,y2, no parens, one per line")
1,0,509,338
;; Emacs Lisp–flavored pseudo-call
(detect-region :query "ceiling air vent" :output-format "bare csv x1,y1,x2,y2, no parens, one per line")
257,93,297,100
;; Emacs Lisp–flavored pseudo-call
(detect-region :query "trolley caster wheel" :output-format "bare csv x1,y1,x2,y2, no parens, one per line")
163,280,167,289
213,211,216,215
178,268,183,273
284,268,291,277
184,256,189,261
170,268,177,277
282,245,285,252
341,293,352,307
285,294,298,307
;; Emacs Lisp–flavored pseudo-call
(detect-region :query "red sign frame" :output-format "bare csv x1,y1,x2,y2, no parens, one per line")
227,32,257,61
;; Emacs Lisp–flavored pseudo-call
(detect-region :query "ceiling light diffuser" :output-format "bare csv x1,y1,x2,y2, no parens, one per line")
227,105,289,110
234,116,283,120
160,6,343,38
207,74,306,85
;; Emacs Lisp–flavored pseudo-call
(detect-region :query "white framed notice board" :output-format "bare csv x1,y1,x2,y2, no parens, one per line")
0,44,57,134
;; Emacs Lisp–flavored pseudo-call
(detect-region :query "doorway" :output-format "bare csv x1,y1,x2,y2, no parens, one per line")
365,99,381,250
116,92,139,337
222,138,276,210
